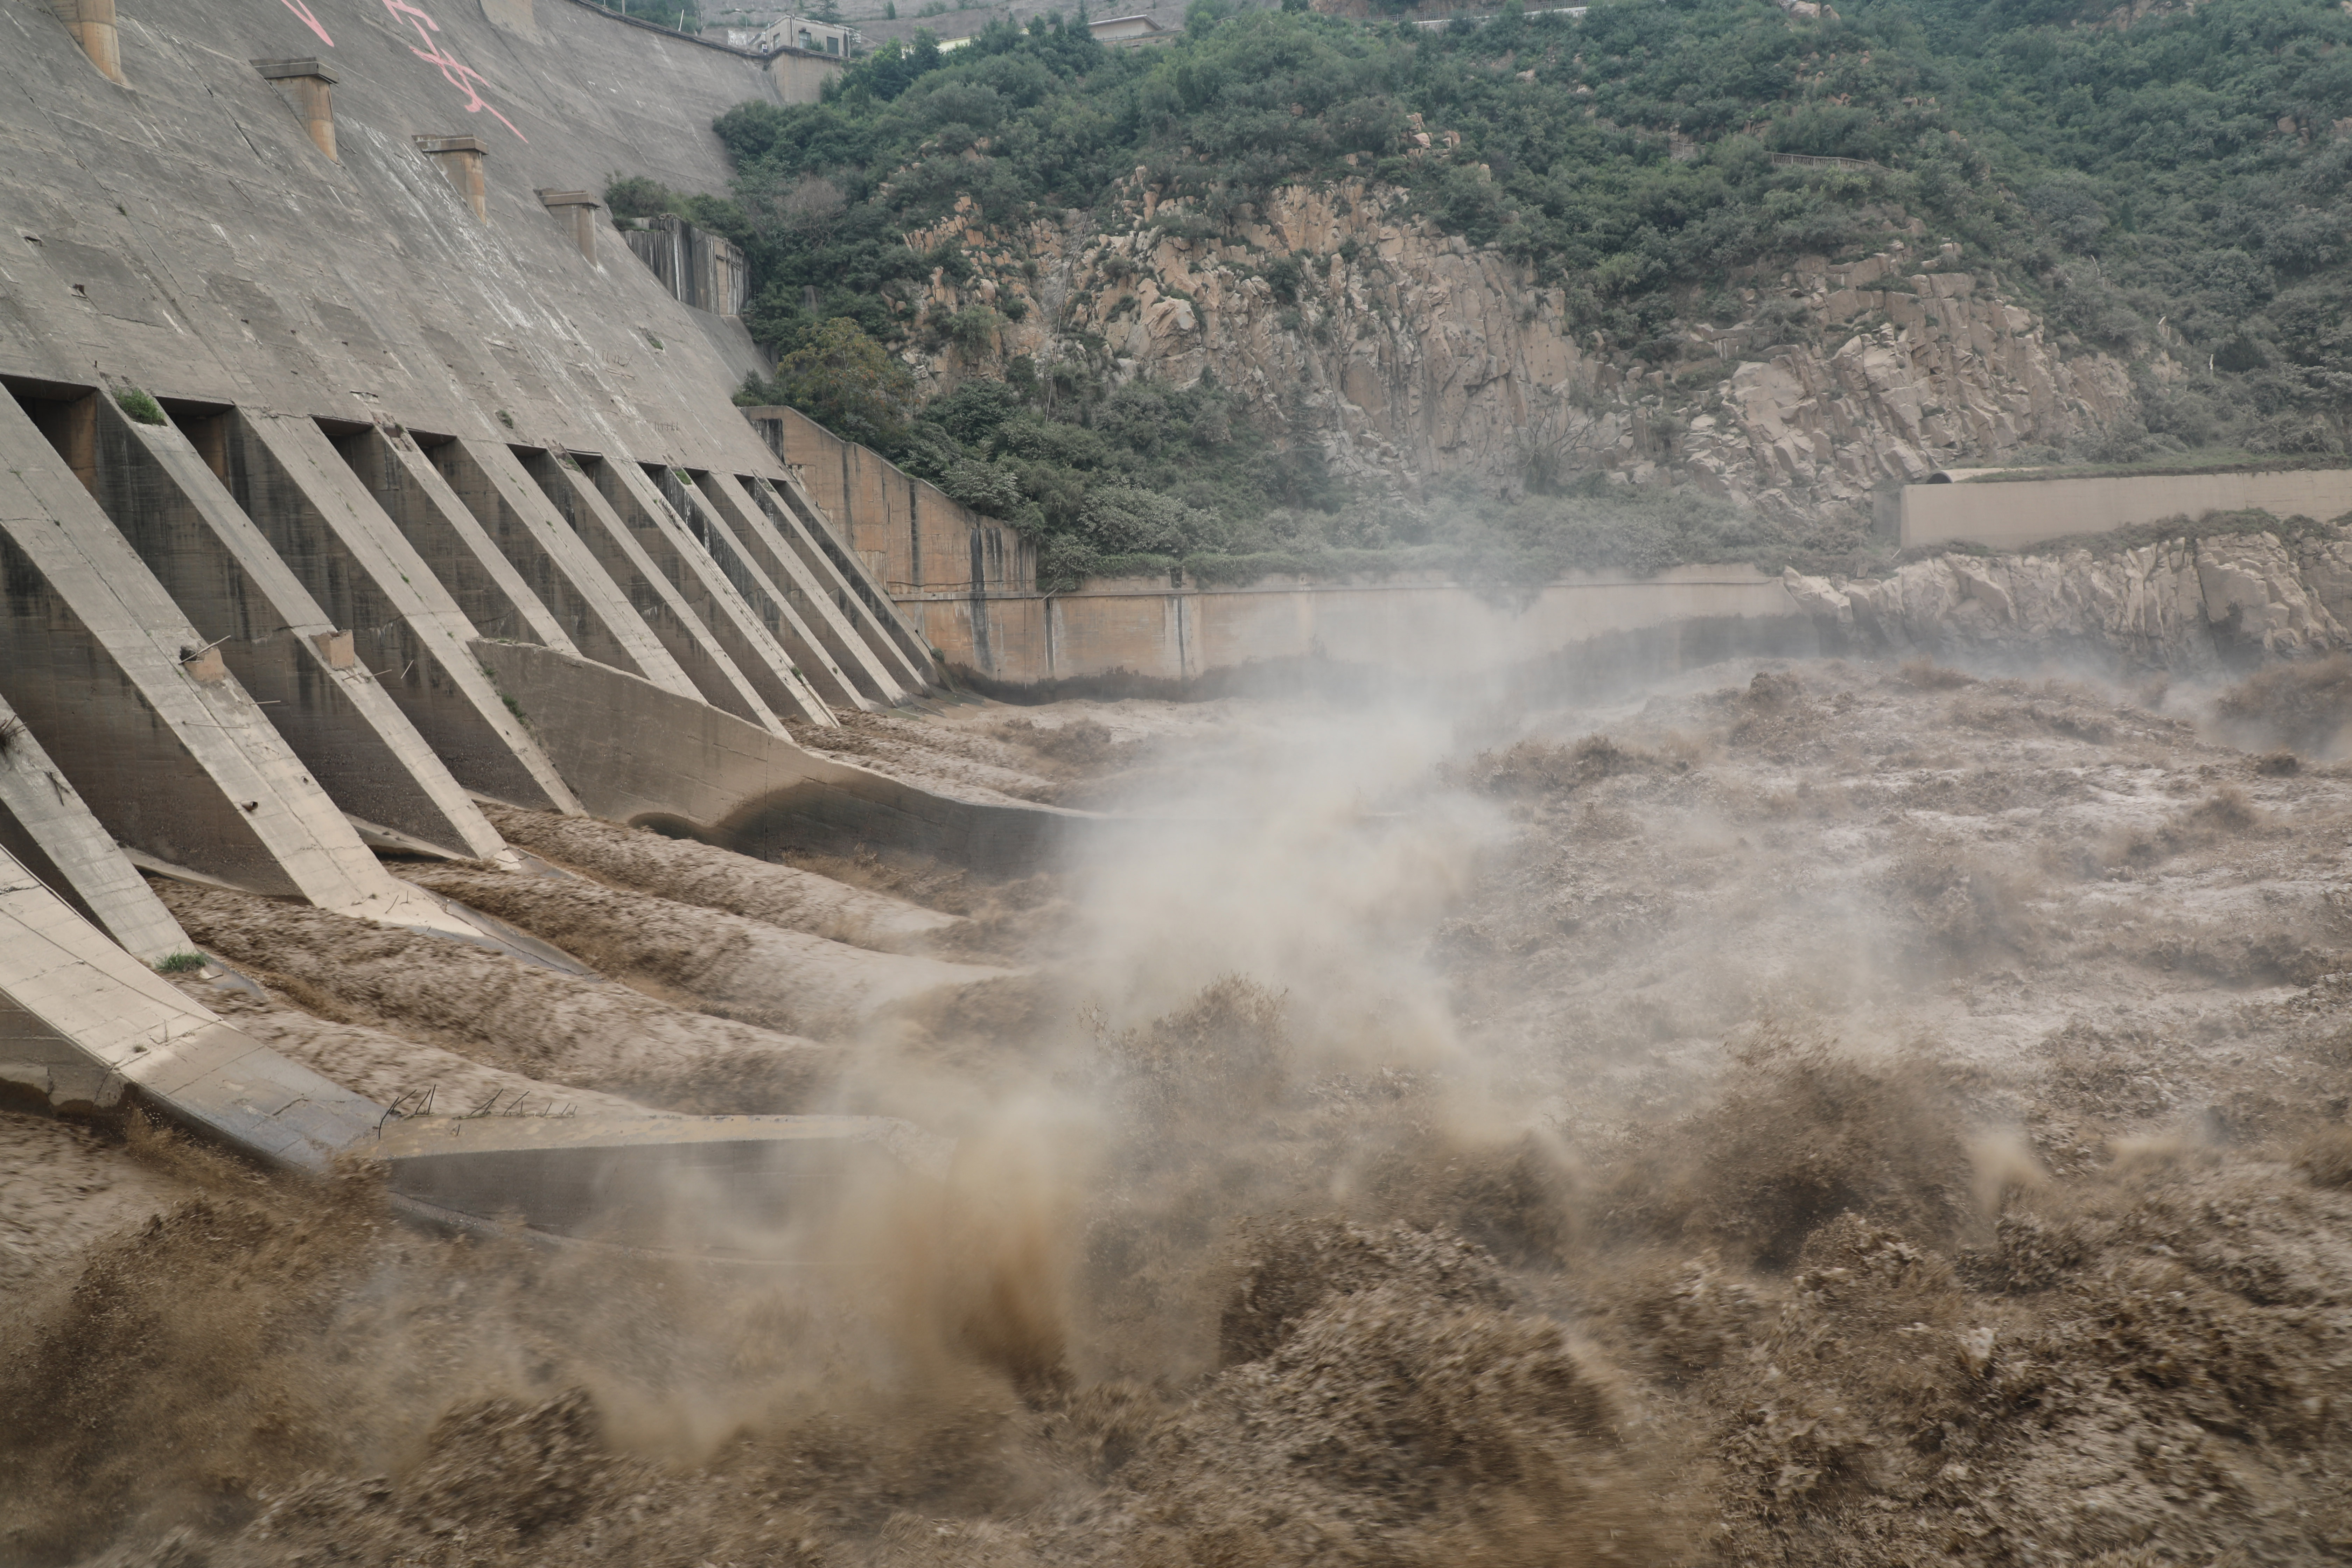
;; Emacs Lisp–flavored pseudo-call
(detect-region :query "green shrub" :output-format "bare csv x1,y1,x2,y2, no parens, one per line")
114,388,165,426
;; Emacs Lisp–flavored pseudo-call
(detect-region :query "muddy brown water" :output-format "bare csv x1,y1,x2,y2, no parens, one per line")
9,667,2352,1567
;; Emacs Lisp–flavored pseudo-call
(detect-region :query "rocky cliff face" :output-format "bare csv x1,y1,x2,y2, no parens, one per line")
1784,532,2352,669
900,173,2136,523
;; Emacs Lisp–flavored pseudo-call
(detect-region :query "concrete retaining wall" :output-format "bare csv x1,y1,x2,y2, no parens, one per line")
1900,468,2352,551
472,639,1088,876
741,405,1805,688
912,567,1805,688
743,404,1034,598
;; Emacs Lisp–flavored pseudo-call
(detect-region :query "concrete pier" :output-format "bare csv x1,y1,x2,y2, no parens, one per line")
430,437,701,697
650,466,870,713
588,457,839,725
0,847,383,1163
699,470,915,706
0,396,429,907
0,696,190,966
746,473,938,695
63,392,503,861
518,448,782,729
212,411,582,814
0,846,916,1248
331,426,582,654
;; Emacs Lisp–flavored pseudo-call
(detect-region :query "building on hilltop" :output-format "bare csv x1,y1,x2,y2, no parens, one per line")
701,7,859,55
1087,13,1172,44
754,13,858,54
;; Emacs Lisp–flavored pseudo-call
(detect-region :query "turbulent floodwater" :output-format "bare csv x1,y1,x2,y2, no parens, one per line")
8,657,2352,1567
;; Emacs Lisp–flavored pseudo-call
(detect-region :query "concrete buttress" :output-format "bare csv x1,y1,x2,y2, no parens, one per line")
580,457,838,726
0,695,191,966
211,410,582,814
698,471,915,706
763,467,941,683
0,850,917,1246
645,465,867,713
0,393,436,908
741,473,936,694
331,427,582,654
514,447,781,728
430,438,700,697
0,847,384,1164
66,394,505,861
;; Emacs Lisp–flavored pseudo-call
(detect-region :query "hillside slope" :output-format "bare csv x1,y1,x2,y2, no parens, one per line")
647,0,2352,579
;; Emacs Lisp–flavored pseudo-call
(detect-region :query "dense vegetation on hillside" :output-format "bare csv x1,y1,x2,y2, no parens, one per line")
615,0,2352,583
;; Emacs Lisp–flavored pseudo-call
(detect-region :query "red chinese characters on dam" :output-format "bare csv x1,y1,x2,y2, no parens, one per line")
281,0,333,45
380,0,527,141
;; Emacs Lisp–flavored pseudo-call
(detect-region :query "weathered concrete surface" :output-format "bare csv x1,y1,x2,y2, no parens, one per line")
472,638,1087,875
747,472,940,694
0,394,438,906
0,846,382,1165
66,392,503,860
1785,530,2352,669
560,456,819,728
373,1111,931,1253
1898,468,2352,551
220,410,582,813
751,403,1030,600
651,466,870,713
431,437,699,694
334,426,580,652
0,0,787,474
0,696,189,966
699,470,915,706
520,448,780,728
0,842,917,1246
905,565,1804,687
594,458,839,723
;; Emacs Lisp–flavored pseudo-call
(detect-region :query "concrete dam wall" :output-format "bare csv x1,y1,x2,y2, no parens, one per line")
0,0,1059,1216
1896,466,2352,551
744,402,1810,687
0,0,1801,1222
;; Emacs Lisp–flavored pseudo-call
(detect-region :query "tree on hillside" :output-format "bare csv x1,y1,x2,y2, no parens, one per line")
770,317,917,447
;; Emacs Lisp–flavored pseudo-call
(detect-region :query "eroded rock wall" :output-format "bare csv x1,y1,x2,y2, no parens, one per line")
900,176,2134,521
1784,532,2352,667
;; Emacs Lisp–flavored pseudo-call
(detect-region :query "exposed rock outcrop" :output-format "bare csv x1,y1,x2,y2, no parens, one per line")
1784,532,2352,667
896,176,2134,523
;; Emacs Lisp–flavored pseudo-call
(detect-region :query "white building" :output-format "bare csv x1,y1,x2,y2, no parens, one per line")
752,14,855,55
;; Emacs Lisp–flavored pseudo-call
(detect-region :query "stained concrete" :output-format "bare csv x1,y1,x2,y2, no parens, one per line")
517,447,780,728
0,697,190,967
651,465,869,713
0,0,791,473
0,842,916,1242
699,470,914,706
565,455,831,728
471,638,1086,876
214,409,582,813
332,426,580,652
747,403,1030,601
0,394,431,906
0,846,384,1164
430,437,699,695
746,472,939,694
58,391,503,861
